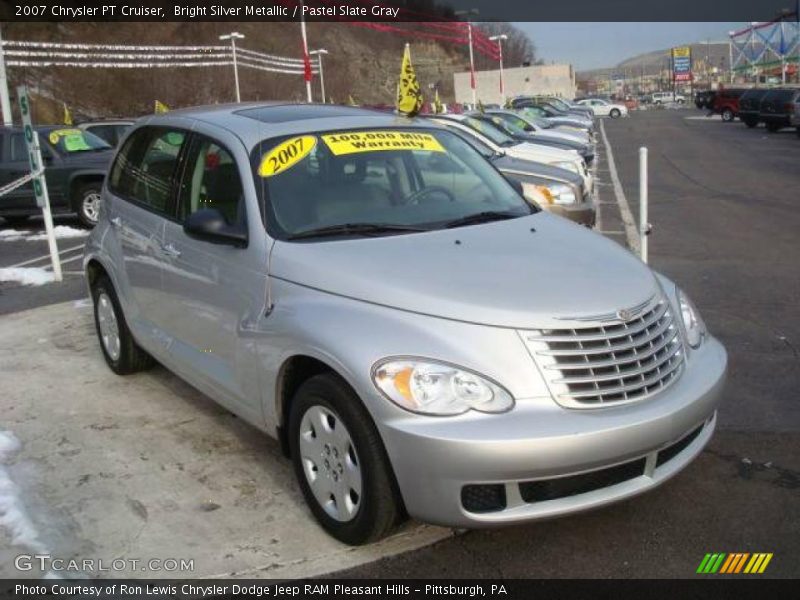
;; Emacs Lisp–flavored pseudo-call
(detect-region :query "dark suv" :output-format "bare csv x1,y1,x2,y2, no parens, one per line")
0,126,113,227
759,88,800,132
738,88,770,128
711,88,747,121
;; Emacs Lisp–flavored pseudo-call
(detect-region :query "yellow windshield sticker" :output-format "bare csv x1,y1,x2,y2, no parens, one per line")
48,128,82,145
258,135,317,178
321,131,445,155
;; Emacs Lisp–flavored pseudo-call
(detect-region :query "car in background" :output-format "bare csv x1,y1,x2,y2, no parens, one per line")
758,88,800,132
429,114,592,192
518,106,595,136
485,109,593,146
711,88,747,122
534,96,595,119
427,119,595,226
77,120,134,147
511,97,594,126
0,126,113,227
651,92,686,105
474,112,595,165
738,88,770,128
576,98,628,118
694,91,716,109
791,95,800,136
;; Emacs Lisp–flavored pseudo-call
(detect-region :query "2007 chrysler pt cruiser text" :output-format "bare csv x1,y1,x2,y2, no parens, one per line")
83,103,727,545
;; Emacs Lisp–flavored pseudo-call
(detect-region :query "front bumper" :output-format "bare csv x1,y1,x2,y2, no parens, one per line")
546,201,595,227
379,336,726,528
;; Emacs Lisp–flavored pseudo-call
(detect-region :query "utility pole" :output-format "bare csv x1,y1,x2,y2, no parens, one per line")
455,9,479,106
219,32,245,102
309,49,328,103
300,4,313,103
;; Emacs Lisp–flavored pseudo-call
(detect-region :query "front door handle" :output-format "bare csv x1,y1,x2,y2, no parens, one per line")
161,243,181,259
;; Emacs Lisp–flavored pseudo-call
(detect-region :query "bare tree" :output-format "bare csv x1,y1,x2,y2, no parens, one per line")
476,22,537,68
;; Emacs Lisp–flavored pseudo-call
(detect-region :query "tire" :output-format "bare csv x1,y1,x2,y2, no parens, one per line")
677,98,685,105
721,109,734,122
288,373,403,545
744,118,758,128
74,182,103,227
765,122,780,133
91,274,154,375
609,108,621,119
2,215,30,227
796,127,800,138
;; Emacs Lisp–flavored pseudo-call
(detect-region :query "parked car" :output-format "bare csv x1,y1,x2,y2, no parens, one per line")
576,98,629,118
430,114,593,192
0,126,113,227
518,106,596,136
651,92,686,105
473,112,595,164
77,119,134,147
694,90,716,109
427,119,595,226
791,94,800,136
758,88,800,132
711,88,747,122
485,109,593,146
511,97,594,127
84,103,726,544
738,88,770,128
533,96,595,119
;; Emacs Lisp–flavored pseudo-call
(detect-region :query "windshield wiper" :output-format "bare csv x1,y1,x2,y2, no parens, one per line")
444,211,520,229
286,222,430,241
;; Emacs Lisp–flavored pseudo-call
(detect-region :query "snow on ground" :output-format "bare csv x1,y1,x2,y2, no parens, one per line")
0,430,48,554
0,268,56,286
0,226,88,242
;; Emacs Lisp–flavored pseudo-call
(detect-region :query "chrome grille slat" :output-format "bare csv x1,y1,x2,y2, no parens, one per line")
522,298,685,409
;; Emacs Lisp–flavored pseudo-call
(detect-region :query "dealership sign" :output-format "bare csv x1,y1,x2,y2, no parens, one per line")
672,46,692,82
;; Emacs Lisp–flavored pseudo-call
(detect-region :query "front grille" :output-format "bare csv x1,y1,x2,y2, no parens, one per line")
523,297,684,408
519,457,646,503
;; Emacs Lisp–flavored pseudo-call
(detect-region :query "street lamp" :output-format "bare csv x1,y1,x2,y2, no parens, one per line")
455,8,479,107
309,49,329,103
488,34,508,105
219,32,245,102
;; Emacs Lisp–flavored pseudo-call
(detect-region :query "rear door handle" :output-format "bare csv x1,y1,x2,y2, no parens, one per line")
161,243,181,259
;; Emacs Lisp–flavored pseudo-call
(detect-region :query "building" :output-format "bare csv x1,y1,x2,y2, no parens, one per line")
453,64,576,104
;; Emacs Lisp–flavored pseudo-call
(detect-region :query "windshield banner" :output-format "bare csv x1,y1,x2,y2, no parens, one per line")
321,131,445,155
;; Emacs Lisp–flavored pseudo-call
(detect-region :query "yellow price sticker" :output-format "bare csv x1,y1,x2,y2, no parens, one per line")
49,128,82,145
258,135,317,178
321,130,445,156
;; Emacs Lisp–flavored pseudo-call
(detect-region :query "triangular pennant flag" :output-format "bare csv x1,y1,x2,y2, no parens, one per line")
154,100,169,114
396,43,423,117
62,102,73,126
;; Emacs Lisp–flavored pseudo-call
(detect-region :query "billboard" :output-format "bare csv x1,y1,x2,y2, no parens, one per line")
672,46,692,82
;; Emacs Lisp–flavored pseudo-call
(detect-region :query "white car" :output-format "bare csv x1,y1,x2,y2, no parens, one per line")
651,92,686,105
430,115,593,193
576,98,629,118
486,109,593,147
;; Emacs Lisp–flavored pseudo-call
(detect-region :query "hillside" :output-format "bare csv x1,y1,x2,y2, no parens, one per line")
2,22,472,123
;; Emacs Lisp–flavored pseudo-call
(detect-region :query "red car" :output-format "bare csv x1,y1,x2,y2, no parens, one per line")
712,88,747,122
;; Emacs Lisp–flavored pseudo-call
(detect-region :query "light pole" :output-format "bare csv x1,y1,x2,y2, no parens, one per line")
309,49,329,103
455,9,479,106
219,32,245,102
488,34,507,105
300,3,313,103
0,25,12,126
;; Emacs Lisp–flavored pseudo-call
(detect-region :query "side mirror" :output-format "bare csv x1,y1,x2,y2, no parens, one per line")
183,208,247,247
522,124,534,132
504,175,524,196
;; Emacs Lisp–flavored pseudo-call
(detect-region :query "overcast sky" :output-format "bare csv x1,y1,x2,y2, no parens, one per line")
516,23,743,70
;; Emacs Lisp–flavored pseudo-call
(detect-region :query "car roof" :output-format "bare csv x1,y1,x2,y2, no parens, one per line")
143,102,436,148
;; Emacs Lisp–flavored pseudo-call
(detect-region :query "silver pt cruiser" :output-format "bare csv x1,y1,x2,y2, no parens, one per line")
83,104,727,545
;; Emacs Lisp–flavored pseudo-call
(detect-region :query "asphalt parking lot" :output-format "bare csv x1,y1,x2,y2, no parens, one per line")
1,109,798,578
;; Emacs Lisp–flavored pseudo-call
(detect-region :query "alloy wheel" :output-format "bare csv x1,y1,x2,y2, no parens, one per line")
96,292,121,361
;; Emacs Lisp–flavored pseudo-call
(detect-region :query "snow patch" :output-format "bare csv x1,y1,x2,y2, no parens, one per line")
0,267,56,286
0,430,48,554
0,226,89,242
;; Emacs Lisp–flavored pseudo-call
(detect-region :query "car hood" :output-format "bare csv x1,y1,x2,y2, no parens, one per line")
271,213,659,329
492,155,583,186
508,142,580,163
535,129,589,145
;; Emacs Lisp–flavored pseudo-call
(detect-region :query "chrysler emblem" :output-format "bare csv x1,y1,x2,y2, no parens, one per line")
616,308,633,321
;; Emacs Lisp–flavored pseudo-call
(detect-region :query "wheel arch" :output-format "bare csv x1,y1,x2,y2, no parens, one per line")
68,172,106,206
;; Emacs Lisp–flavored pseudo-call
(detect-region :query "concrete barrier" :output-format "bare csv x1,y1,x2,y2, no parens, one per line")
0,301,453,579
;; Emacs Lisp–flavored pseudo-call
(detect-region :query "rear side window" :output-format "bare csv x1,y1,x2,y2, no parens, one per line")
177,135,245,226
10,133,27,161
109,127,187,215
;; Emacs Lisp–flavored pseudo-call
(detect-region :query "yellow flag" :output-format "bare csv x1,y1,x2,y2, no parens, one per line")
477,99,485,113
347,95,358,107
154,100,169,114
433,89,443,114
62,102,73,126
396,43,423,117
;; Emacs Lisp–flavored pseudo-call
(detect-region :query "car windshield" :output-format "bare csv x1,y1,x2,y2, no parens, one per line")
44,128,111,154
251,127,534,240
484,115,528,137
460,116,516,146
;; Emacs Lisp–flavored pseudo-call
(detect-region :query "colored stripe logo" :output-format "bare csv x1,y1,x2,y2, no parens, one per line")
697,553,773,574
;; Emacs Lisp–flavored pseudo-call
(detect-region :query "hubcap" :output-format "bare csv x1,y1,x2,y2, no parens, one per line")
96,293,121,361
83,192,102,223
298,405,362,522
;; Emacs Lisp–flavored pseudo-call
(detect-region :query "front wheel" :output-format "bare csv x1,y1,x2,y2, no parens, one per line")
609,108,621,119
721,109,734,122
765,122,780,133
75,182,103,227
744,118,758,128
289,373,403,545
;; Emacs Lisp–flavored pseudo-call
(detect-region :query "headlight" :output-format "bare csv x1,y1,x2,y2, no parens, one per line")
553,160,580,175
522,182,576,205
372,359,514,416
677,288,707,348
